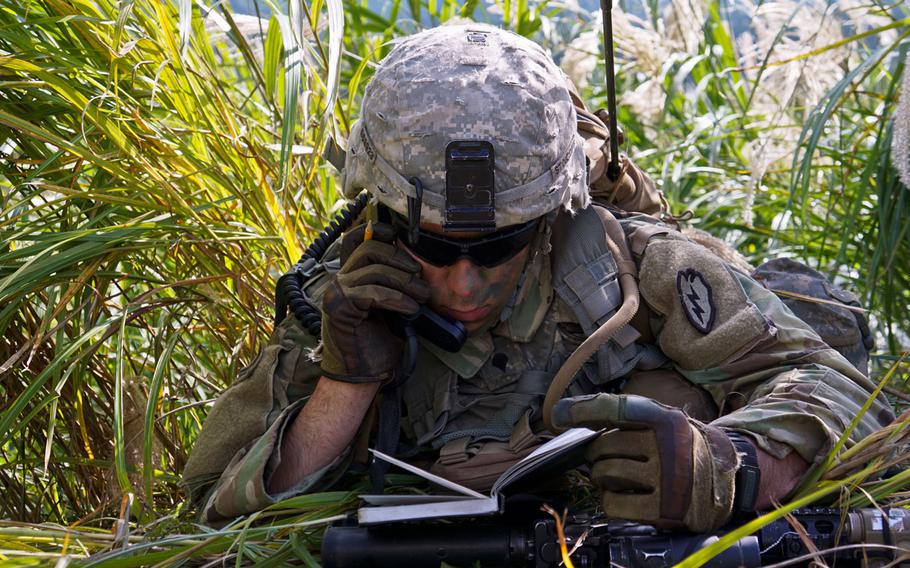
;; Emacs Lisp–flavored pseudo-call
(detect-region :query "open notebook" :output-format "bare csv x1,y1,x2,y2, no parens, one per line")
357,427,601,525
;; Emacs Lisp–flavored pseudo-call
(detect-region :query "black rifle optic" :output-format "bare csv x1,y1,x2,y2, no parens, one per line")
321,507,910,568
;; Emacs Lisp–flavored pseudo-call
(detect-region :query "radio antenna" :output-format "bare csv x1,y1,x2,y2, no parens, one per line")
599,0,622,181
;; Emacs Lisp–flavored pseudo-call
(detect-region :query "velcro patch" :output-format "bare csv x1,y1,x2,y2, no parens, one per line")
676,269,716,334
640,239,771,371
466,30,489,44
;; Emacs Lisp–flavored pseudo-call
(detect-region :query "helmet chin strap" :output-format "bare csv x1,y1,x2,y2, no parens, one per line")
407,177,424,246
498,218,552,324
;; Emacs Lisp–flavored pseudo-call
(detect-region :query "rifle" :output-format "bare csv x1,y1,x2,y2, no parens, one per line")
321,507,910,567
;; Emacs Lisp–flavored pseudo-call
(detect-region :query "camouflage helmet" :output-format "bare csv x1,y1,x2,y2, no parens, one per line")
342,23,590,229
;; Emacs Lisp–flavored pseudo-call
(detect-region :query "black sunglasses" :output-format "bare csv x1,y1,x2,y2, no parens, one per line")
392,215,539,268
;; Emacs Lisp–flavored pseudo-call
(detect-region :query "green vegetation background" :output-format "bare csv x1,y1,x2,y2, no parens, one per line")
0,0,908,565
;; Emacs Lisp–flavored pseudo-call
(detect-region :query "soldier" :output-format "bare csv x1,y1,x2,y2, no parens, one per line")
183,23,893,532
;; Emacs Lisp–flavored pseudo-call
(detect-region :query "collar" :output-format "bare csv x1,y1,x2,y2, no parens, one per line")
492,220,554,342
420,331,494,379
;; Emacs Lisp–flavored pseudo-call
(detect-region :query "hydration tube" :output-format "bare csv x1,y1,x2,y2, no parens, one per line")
543,206,640,431
541,0,643,431
274,191,370,333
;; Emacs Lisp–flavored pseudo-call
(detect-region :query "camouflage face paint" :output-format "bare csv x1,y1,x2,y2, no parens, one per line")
401,222,530,335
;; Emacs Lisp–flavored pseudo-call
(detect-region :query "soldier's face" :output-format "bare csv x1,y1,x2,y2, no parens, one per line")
399,223,531,335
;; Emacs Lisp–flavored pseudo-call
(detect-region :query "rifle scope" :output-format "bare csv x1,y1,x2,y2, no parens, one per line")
321,521,759,568
321,507,910,568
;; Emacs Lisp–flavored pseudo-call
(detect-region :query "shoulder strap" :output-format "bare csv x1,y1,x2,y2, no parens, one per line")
624,219,673,258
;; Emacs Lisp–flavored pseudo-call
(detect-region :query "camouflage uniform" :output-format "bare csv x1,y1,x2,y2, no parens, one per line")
183,206,894,525
182,23,894,525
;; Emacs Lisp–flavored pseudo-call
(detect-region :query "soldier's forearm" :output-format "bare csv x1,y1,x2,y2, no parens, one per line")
268,377,381,494
755,446,809,510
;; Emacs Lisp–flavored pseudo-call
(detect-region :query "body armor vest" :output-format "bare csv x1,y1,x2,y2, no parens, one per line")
400,206,673,453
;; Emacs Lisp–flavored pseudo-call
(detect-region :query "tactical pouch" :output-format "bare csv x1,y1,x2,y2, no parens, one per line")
428,412,543,492
751,258,873,376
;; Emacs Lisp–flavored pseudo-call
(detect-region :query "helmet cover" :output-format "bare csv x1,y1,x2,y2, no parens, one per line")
343,23,590,228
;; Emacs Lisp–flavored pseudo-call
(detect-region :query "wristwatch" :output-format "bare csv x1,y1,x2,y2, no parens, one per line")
725,431,761,515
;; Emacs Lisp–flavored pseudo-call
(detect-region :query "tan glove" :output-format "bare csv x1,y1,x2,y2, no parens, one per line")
552,393,740,532
320,223,429,383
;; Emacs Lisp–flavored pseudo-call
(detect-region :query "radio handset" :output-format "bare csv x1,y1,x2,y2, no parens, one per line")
394,305,467,353
370,204,467,353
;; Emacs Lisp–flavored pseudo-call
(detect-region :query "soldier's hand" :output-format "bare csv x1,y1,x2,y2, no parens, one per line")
552,393,739,532
320,222,429,383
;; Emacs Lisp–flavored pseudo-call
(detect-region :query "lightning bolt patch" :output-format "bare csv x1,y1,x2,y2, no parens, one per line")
676,269,716,334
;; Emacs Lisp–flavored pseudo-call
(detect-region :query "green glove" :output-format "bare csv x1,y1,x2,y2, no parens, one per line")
320,222,429,383
551,393,740,532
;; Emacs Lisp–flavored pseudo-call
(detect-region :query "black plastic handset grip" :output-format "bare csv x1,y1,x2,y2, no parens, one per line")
399,306,467,353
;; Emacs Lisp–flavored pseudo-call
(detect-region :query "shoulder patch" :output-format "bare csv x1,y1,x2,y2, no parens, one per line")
676,268,716,334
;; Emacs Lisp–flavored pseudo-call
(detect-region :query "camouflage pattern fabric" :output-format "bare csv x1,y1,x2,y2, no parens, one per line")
183,158,893,525
751,257,873,376
635,235,892,466
181,315,353,525
343,23,590,228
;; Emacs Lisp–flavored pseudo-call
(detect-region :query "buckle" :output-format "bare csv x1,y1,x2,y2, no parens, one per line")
287,256,319,281
437,437,470,466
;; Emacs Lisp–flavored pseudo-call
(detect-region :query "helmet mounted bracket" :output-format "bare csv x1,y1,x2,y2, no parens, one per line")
443,140,496,233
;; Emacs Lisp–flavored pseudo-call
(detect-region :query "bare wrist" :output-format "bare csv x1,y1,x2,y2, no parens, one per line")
755,446,810,509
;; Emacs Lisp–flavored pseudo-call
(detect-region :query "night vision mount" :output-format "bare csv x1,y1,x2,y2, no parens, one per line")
409,0,621,234
443,140,496,233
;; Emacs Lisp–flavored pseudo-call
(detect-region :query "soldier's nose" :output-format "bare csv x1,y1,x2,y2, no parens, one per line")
446,258,484,299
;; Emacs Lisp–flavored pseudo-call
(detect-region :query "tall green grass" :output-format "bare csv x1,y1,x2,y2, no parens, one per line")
579,0,910,351
0,0,349,523
0,0,908,565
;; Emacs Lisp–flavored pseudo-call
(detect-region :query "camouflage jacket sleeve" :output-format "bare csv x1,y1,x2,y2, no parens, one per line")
636,236,894,470
182,246,356,525
181,314,351,525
